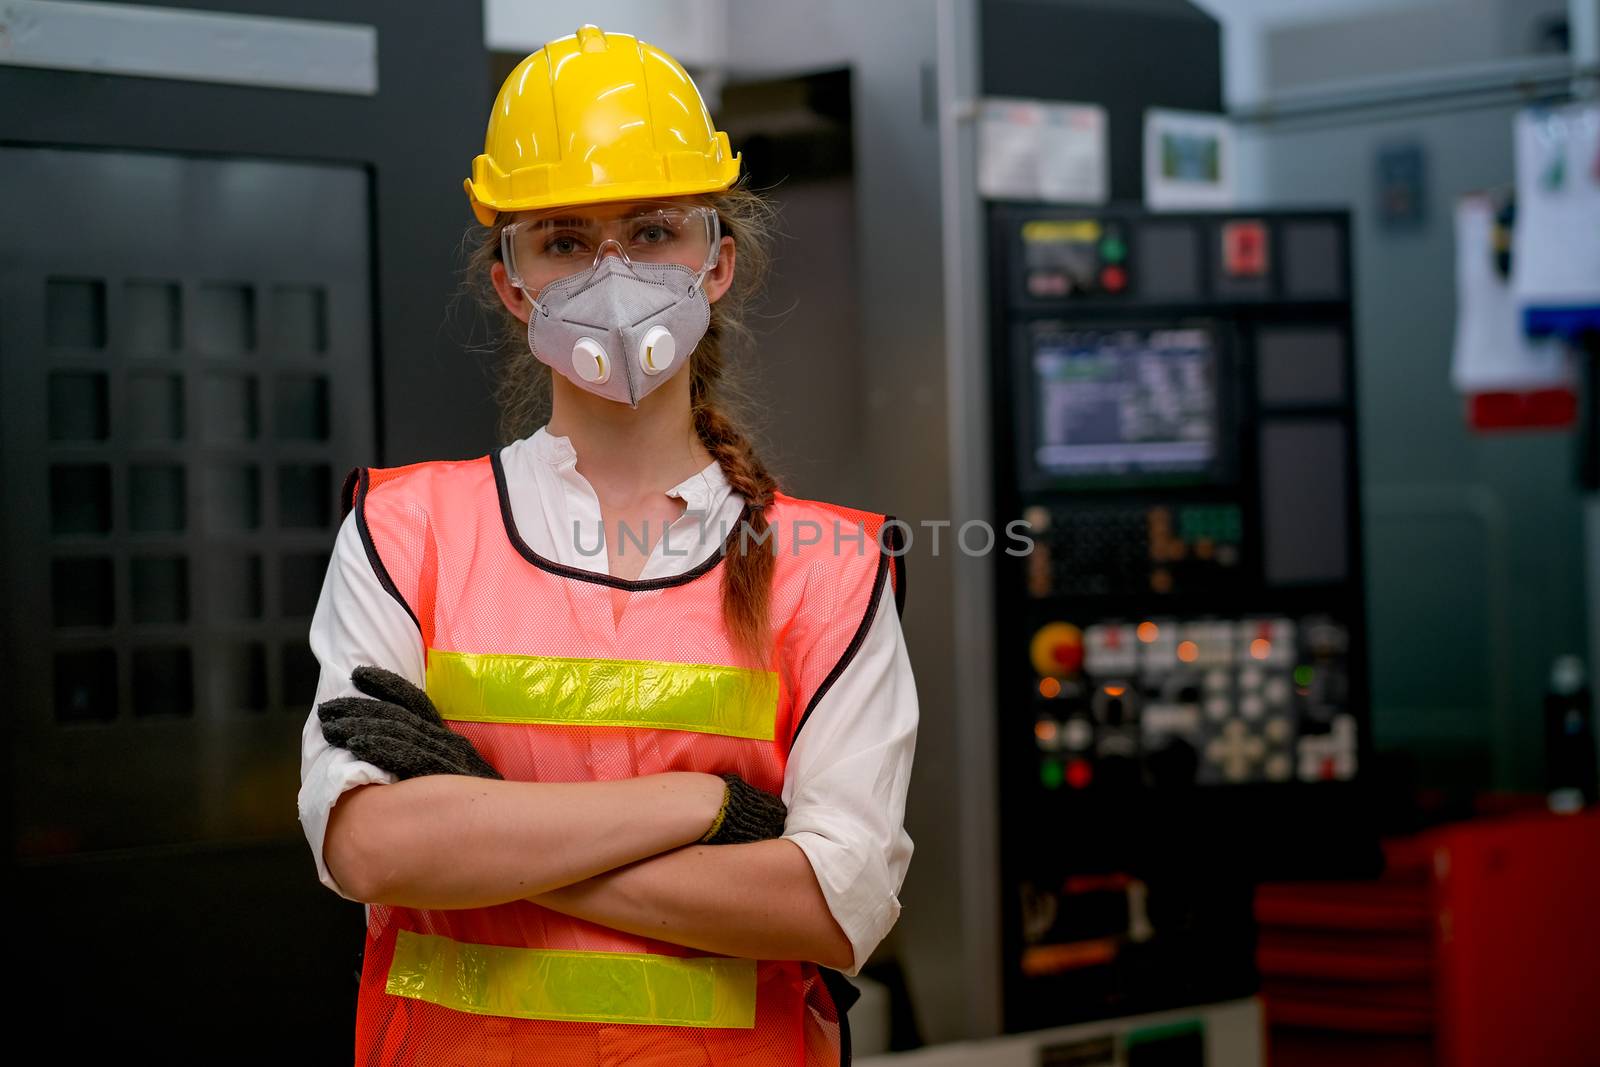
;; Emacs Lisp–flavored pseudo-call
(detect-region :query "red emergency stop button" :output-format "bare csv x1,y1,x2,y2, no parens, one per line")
1100,265,1127,293
1031,622,1084,677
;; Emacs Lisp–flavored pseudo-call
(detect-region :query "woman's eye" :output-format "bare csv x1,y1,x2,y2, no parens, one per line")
547,235,583,256
635,223,670,245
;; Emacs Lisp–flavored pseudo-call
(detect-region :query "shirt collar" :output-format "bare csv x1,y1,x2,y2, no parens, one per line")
528,426,732,510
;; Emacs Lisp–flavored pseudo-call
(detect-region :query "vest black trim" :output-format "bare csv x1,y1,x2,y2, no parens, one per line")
491,449,745,592
791,518,897,742
348,466,424,636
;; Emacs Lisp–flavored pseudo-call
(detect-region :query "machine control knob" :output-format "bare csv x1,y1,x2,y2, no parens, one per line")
1030,622,1084,677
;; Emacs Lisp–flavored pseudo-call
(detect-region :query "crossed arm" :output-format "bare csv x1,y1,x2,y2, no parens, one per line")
304,511,907,975
323,774,853,970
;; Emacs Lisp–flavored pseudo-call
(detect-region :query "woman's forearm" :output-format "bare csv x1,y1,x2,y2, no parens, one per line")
531,838,854,971
324,772,724,909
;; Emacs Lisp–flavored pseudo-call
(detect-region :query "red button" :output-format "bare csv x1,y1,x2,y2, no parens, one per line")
1052,642,1084,674
1066,759,1094,789
1100,265,1127,292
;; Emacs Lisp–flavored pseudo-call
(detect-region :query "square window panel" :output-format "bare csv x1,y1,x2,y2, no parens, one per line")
204,464,261,531
278,463,332,529
55,648,118,723
128,373,185,442
131,556,189,624
275,375,330,441
200,374,258,443
125,281,182,353
270,285,329,354
217,642,269,713
129,464,186,534
52,557,114,628
194,283,255,355
208,553,264,621
132,646,194,718
48,372,110,441
47,278,106,349
50,464,112,536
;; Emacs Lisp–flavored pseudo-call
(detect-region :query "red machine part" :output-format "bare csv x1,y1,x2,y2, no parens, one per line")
1256,810,1600,1067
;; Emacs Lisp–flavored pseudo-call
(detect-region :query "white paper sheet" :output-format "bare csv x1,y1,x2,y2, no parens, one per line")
1452,194,1572,393
1513,103,1600,312
978,98,1108,204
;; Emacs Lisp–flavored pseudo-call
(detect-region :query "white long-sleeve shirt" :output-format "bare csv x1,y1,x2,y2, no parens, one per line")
297,427,917,974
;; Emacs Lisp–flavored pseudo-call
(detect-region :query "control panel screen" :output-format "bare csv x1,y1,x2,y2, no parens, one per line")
1030,324,1219,482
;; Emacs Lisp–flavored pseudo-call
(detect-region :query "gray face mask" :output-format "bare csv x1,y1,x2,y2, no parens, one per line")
527,256,711,408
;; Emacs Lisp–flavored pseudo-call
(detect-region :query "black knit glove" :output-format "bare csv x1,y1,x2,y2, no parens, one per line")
316,665,502,781
699,774,788,845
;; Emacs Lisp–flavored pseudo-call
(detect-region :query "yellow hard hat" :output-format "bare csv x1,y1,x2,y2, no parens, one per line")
464,25,741,225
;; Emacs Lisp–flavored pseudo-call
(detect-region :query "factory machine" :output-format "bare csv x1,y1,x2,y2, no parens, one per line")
987,204,1379,1031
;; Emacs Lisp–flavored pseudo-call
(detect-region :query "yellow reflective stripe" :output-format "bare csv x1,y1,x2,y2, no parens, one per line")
425,649,779,741
386,930,757,1028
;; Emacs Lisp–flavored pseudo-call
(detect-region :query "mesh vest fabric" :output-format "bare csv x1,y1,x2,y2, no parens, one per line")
341,455,902,1065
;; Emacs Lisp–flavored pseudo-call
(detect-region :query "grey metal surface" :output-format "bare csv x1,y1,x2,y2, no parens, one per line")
725,0,992,1042
1,146,374,855
0,1,487,1046
0,0,379,94
0,1,499,470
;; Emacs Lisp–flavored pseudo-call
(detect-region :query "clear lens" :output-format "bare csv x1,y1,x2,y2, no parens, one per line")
504,201,718,294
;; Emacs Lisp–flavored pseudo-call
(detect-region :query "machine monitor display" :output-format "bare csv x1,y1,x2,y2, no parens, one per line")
1029,324,1220,483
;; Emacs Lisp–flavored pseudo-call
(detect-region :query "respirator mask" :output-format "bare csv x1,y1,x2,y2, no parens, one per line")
502,201,721,408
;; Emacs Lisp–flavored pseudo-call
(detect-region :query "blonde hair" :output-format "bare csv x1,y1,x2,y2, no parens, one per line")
467,184,783,662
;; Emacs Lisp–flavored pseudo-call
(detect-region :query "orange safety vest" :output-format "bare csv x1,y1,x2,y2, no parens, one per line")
341,453,905,1066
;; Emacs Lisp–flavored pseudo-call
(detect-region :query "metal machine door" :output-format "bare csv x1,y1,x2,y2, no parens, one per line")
2,146,374,1034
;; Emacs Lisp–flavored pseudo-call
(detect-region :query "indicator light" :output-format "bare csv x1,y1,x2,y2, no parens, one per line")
1177,640,1199,663
1041,759,1064,789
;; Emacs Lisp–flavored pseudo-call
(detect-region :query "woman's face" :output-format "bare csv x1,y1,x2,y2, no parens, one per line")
490,197,737,324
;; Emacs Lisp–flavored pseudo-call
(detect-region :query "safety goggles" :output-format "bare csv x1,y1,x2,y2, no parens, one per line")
502,201,721,295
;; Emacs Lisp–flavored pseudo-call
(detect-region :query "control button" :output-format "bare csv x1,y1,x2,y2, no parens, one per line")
1100,265,1128,293
1265,753,1293,781
1066,759,1094,790
1222,219,1270,278
1264,676,1291,706
1240,694,1265,721
1208,719,1267,782
1296,715,1357,781
1100,236,1127,263
1063,718,1094,751
1035,718,1061,751
1205,696,1230,721
1041,758,1065,790
1204,669,1230,694
1030,622,1084,677
1264,716,1292,744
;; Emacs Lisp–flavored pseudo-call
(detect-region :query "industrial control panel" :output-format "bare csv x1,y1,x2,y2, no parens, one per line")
989,206,1375,1030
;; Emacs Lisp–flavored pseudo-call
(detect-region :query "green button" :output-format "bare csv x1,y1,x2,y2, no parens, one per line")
1041,758,1064,790
1101,237,1127,263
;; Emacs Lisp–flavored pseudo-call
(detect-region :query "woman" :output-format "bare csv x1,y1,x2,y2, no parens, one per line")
297,24,918,1065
